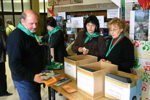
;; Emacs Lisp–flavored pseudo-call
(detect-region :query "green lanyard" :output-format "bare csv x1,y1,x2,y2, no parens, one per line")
17,22,42,43
105,34,124,57
84,32,100,44
48,26,60,42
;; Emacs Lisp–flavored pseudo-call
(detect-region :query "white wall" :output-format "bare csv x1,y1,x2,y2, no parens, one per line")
83,0,112,4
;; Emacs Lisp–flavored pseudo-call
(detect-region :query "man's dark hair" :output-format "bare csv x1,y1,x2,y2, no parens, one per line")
21,12,27,20
46,17,56,28
84,15,100,33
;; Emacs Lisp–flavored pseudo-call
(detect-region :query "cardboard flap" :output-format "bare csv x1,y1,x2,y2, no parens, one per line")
79,62,101,70
77,67,93,77
117,71,142,81
105,71,142,100
67,55,97,61
64,57,76,65
99,61,118,74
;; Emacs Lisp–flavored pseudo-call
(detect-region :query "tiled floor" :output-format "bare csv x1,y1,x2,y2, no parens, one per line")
0,55,67,100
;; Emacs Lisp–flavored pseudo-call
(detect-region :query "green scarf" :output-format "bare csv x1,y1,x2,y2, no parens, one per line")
84,32,100,44
48,26,60,42
105,34,124,57
17,22,42,43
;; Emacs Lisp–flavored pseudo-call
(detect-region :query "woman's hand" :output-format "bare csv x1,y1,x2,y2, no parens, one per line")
105,60,112,64
78,47,84,53
78,47,89,55
100,59,112,64
83,48,89,55
100,59,106,62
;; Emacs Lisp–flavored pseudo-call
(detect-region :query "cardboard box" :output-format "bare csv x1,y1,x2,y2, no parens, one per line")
77,61,118,99
105,71,142,100
64,55,97,80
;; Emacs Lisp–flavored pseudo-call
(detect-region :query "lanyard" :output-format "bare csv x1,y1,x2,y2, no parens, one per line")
105,34,124,57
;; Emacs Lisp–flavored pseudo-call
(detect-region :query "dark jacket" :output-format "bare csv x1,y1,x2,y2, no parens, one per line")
0,30,6,63
106,36,134,73
72,31,106,60
6,28,45,81
42,30,67,63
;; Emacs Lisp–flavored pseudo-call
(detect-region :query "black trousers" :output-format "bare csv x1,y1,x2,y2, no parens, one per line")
0,62,7,94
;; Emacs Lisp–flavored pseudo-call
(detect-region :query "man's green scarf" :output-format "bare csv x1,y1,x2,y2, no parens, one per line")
17,22,42,43
48,26,60,42
84,32,100,44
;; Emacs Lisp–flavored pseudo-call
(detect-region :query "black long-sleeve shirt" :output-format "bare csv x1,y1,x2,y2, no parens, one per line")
6,28,45,81
0,30,6,63
106,36,134,73
42,30,67,63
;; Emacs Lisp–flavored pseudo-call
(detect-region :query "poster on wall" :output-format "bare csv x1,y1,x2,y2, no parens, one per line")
134,10,149,41
133,58,150,100
107,9,119,19
58,12,66,19
96,16,104,28
131,40,150,59
125,0,138,3
71,17,83,28
54,16,63,27
130,10,150,100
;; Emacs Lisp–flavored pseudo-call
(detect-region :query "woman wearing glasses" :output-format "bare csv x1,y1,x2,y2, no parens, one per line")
72,15,106,60
101,18,134,73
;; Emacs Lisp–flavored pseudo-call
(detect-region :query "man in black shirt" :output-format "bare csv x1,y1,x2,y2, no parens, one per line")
7,10,45,100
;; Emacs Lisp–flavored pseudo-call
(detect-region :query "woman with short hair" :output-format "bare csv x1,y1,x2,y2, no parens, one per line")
101,18,134,73
72,15,106,60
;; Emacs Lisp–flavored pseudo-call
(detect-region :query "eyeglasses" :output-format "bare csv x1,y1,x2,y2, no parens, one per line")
109,28,119,32
86,23,96,27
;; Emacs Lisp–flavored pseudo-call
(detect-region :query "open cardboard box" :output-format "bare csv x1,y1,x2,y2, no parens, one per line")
64,55,97,80
105,71,142,100
77,61,118,99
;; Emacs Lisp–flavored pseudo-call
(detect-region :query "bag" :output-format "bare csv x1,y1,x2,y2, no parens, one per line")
45,60,64,70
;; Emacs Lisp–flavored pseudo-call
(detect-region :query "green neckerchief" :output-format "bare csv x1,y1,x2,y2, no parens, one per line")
48,26,60,42
84,32,100,44
17,22,42,43
105,34,124,57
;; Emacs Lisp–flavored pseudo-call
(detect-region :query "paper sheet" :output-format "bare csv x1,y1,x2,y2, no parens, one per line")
64,62,76,78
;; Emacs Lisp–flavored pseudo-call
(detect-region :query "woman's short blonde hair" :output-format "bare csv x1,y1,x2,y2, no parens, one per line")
107,18,126,33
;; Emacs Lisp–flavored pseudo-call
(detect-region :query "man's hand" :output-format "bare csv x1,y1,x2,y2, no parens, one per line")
34,73,44,83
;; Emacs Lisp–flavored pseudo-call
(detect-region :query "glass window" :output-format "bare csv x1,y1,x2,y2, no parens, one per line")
0,1,2,11
38,14,45,35
15,15,20,26
39,0,44,13
24,0,31,11
3,0,12,12
4,15,13,27
45,0,48,13
39,0,48,13
14,0,22,12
